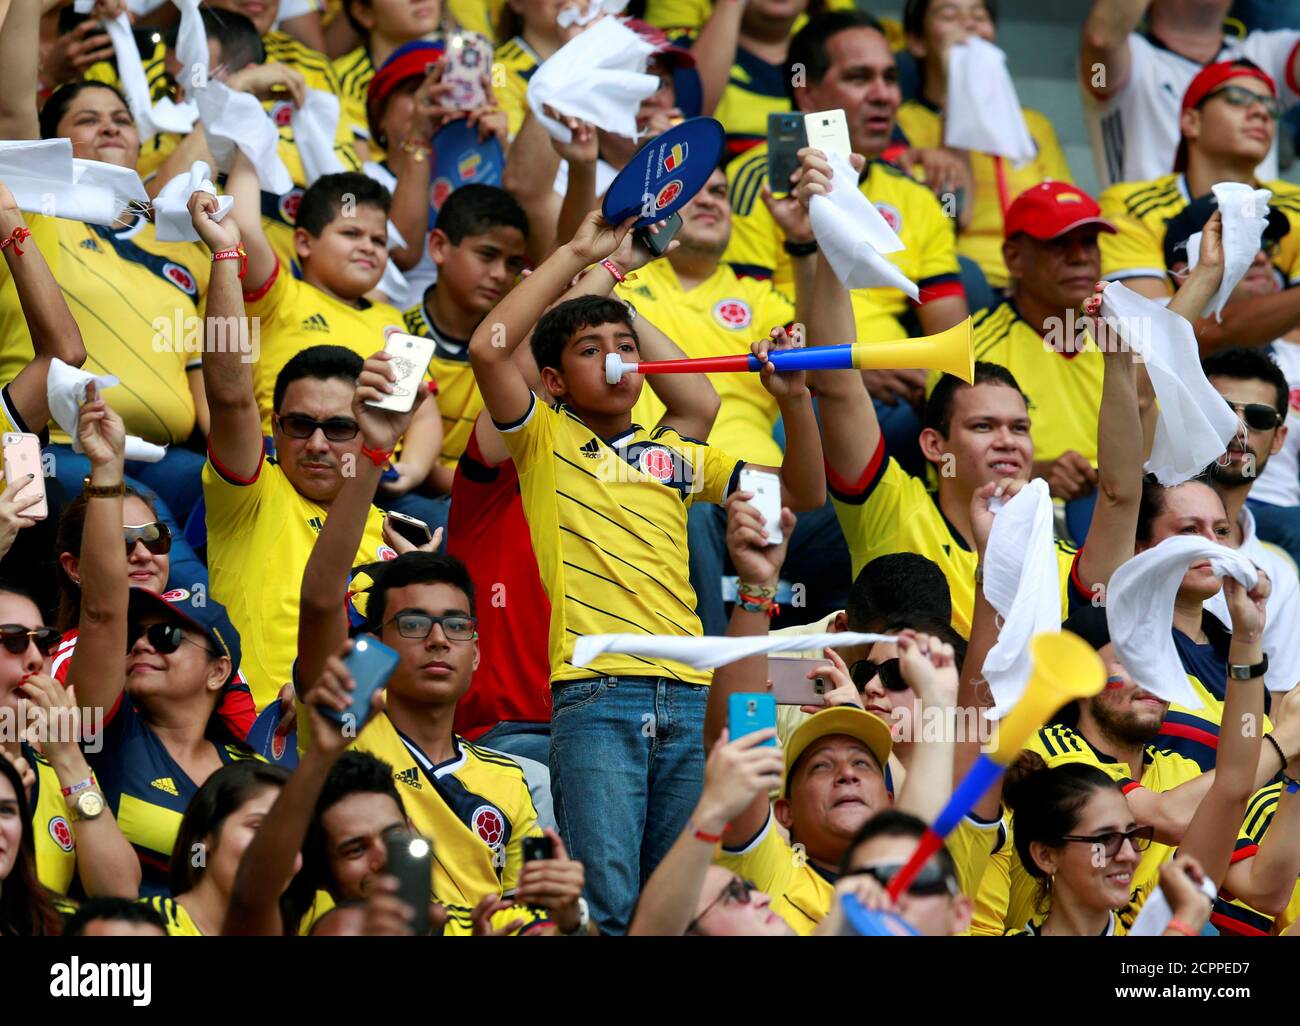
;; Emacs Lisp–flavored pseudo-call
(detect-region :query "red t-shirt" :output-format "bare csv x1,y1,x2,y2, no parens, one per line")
448,430,553,739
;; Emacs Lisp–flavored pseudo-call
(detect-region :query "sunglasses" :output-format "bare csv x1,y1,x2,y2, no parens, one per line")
384,611,478,642
845,860,958,898
1059,824,1155,860
1224,400,1283,432
127,622,217,657
0,624,61,656
688,876,758,931
125,521,171,557
1202,84,1286,120
850,657,907,692
275,414,361,442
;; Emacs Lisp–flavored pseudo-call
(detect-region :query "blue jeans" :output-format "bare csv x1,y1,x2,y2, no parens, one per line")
46,443,208,590
1247,499,1300,569
476,721,555,831
549,676,707,935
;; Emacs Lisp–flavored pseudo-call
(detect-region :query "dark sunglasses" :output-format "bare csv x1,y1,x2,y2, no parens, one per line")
850,657,907,692
275,413,361,442
688,876,758,931
1202,84,1286,120
845,860,958,898
127,622,216,657
125,521,171,557
384,611,478,642
0,624,61,656
1224,399,1283,432
1060,824,1155,860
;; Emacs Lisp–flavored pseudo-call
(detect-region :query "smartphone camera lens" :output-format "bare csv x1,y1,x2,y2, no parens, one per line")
747,700,757,714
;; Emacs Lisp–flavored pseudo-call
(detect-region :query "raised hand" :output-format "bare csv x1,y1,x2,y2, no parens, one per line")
352,351,429,453
696,728,785,831
753,325,808,401
1223,570,1269,645
381,518,443,556
76,381,125,475
896,630,958,706
188,190,241,254
797,648,864,715
969,476,1025,561
226,62,307,107
0,474,44,558
514,828,587,934
724,488,795,588
568,209,636,266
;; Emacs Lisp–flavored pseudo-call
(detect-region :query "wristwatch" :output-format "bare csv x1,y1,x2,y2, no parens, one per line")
1227,655,1268,680
68,789,105,822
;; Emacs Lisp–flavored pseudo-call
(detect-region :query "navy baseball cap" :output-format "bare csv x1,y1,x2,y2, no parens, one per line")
1163,193,1290,269
128,586,242,686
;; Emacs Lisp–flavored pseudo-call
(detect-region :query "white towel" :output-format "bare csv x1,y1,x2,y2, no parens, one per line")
46,359,166,463
809,151,919,298
571,632,895,670
153,162,234,243
1126,870,1218,936
101,13,198,139
526,17,659,143
0,140,148,226
980,480,1063,718
943,37,1036,166
556,0,629,28
1185,182,1272,321
1099,282,1240,485
293,90,347,186
1105,536,1259,709
194,79,294,195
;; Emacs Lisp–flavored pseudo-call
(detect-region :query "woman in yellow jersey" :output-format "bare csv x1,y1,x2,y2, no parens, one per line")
0,753,65,935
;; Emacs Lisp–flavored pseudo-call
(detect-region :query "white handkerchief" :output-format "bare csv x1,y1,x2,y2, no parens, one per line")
980,480,1063,718
556,0,629,28
46,359,166,463
526,17,659,143
172,0,210,90
1099,282,1240,485
943,38,1036,166
293,90,347,185
1204,182,1272,321
102,13,162,141
195,80,294,195
126,0,170,13
0,140,148,225
74,0,96,12
1106,536,1259,709
809,151,919,298
153,162,233,242
1126,873,1217,936
571,632,895,670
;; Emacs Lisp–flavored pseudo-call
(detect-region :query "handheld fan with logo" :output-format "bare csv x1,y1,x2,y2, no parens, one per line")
602,116,724,227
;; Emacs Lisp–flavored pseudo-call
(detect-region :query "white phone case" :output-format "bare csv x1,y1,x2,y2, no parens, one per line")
366,332,437,413
804,108,853,163
738,467,783,546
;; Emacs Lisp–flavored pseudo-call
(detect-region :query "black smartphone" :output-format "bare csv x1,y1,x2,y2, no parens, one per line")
385,829,433,936
522,835,554,862
634,211,682,257
767,112,807,195
386,510,433,547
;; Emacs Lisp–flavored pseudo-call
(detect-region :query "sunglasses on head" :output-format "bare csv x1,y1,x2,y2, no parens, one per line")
127,622,217,658
275,414,361,442
1060,824,1154,860
384,611,478,642
687,876,758,932
1224,399,1283,432
845,860,957,897
1202,84,1286,120
125,521,171,557
850,657,907,692
0,624,61,656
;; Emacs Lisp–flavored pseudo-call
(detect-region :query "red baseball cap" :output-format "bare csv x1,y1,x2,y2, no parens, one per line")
1003,181,1116,241
1174,60,1278,171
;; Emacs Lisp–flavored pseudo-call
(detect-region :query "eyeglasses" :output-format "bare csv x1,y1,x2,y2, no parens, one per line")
384,611,478,642
275,414,361,442
844,860,959,898
687,876,758,932
124,521,171,557
1202,84,1286,120
127,622,217,657
0,624,61,656
850,657,907,692
1059,824,1155,860
1224,399,1283,432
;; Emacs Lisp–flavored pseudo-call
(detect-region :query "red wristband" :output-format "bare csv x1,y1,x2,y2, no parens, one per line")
213,245,247,280
0,226,33,256
600,258,627,283
1166,918,1198,937
359,443,394,468
691,822,726,844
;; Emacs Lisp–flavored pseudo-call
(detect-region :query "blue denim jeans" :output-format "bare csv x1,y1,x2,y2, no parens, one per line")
476,721,555,831
549,676,707,935
1247,498,1300,569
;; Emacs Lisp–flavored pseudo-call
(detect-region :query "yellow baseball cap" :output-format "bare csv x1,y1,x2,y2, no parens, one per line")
783,707,894,797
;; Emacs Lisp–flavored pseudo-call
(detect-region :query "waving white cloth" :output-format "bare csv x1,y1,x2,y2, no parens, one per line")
1127,872,1218,936
1099,282,1239,485
1106,536,1259,709
943,38,1036,166
101,13,198,139
153,162,233,242
810,151,919,298
557,0,629,28
980,480,1063,718
572,632,895,670
1185,182,1273,321
194,79,294,194
0,140,148,225
47,359,166,463
526,17,659,143
294,90,347,185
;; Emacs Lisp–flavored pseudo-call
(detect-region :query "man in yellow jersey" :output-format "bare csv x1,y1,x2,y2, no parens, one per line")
1216,776,1300,935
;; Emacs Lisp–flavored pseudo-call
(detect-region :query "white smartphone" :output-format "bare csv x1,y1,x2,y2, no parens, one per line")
366,332,437,414
804,109,853,163
1,432,47,521
386,510,433,547
767,657,828,706
737,467,783,546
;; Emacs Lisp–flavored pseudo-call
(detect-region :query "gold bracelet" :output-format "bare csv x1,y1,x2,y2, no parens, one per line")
82,476,125,498
400,140,432,163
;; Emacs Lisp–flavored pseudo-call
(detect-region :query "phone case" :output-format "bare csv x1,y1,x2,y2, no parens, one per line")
728,692,777,747
767,113,806,193
387,511,432,547
738,467,782,545
767,657,828,706
2,432,47,521
804,109,852,162
443,32,492,111
635,211,682,256
319,634,400,727
367,332,437,413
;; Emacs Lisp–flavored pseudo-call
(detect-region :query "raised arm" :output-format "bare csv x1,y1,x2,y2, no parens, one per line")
223,150,279,297
0,0,39,139
744,327,825,511
385,67,452,272
1222,773,1300,918
501,112,564,267
892,632,961,822
1079,0,1146,101
691,0,743,117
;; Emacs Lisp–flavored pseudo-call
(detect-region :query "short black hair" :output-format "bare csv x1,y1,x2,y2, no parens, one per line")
903,0,998,38
273,345,364,414
435,184,530,244
296,173,392,237
64,897,167,936
362,551,477,633
842,809,961,882
1202,347,1289,415
303,751,406,897
846,554,952,633
168,8,264,72
39,81,130,140
531,295,637,374
785,10,888,103
923,361,1028,437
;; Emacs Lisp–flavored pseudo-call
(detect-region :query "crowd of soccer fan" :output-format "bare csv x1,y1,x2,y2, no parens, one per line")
4,0,1300,939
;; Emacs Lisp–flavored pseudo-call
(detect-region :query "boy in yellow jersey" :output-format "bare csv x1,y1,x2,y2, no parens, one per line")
468,206,825,933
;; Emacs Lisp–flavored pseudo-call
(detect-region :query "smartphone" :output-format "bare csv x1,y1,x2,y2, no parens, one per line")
767,113,807,195
634,211,682,257
442,31,493,111
804,109,852,163
384,828,433,936
2,433,47,522
318,633,399,728
729,692,777,747
737,467,782,546
522,835,554,862
386,510,433,547
366,331,437,414
767,657,827,706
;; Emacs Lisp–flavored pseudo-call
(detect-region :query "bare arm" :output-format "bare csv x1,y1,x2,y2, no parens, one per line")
1222,785,1300,917
892,634,961,822
145,129,215,201
386,68,452,272
501,112,564,266
0,0,39,140
1079,0,1146,101
223,150,279,298
691,0,743,117
916,295,969,336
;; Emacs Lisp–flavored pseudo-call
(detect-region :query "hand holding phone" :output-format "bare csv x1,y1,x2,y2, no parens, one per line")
318,634,399,730
1,433,47,522
804,109,852,163
767,112,807,194
522,835,555,862
633,211,682,258
728,692,777,747
386,510,434,548
385,829,434,936
737,467,783,546
766,657,828,706
365,332,437,414
442,32,493,111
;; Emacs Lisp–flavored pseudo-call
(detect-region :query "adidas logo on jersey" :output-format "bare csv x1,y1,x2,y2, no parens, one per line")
579,438,602,459
307,516,324,533
151,777,179,796
395,767,422,789
301,313,330,332
79,238,101,252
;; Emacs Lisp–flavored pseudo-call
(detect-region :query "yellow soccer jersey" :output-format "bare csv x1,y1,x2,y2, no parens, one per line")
1100,172,1300,290
145,896,204,936
495,36,540,139
333,45,378,149
27,745,76,897
617,260,792,465
830,436,1078,638
401,301,482,468
353,713,551,936
894,100,1073,288
1213,782,1296,937
717,808,1001,935
0,215,204,445
642,0,877,36
497,395,742,685
446,0,506,39
727,151,964,342
203,453,392,709
244,259,406,433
